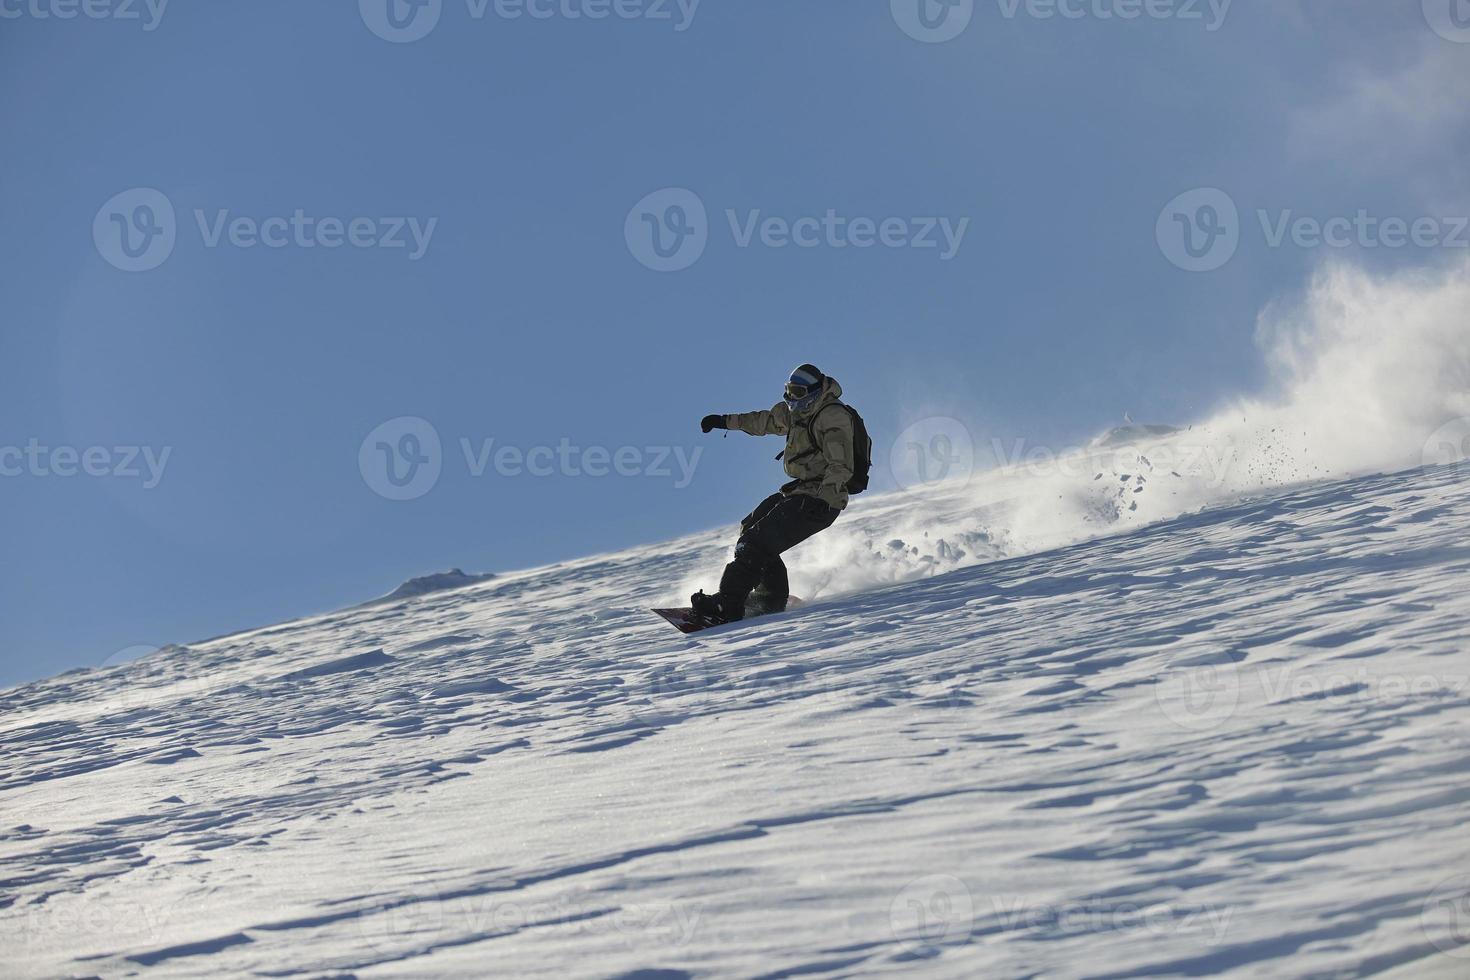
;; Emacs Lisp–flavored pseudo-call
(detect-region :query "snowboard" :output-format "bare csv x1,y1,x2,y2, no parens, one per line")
652,596,805,635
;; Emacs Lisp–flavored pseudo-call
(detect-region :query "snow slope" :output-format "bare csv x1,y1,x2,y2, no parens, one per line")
3,458,1469,978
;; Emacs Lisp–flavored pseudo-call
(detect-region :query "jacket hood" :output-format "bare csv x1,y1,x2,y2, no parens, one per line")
792,376,843,421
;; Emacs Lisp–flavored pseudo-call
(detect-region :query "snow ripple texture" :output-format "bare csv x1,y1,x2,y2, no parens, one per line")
2,463,1469,977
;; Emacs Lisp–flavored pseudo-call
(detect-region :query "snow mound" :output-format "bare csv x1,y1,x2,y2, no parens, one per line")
370,568,496,605
275,649,395,682
1089,422,1184,448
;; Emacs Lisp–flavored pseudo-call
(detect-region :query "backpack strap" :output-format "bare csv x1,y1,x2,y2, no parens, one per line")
780,404,844,464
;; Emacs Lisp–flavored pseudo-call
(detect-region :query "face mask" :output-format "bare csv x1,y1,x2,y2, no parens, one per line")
784,376,823,412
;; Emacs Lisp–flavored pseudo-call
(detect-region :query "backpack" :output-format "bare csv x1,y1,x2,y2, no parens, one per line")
797,402,873,495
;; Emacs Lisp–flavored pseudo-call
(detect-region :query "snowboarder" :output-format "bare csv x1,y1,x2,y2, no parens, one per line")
691,364,870,624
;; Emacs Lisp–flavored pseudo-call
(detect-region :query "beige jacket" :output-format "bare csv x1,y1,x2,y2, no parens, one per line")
725,377,855,512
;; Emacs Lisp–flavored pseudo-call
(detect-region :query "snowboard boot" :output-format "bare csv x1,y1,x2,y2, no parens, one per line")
690,590,744,625
745,585,789,618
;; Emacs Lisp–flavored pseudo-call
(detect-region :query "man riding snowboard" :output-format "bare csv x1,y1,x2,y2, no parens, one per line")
692,364,870,624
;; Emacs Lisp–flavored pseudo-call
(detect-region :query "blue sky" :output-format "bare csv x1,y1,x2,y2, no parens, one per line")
2,0,1467,687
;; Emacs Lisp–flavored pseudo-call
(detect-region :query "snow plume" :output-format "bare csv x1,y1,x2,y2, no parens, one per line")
787,260,1470,601
1235,260,1470,475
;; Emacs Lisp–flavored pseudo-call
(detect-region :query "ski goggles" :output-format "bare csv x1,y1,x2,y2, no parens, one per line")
784,380,821,402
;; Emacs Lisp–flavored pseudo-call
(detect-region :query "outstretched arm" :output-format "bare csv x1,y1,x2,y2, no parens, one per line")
709,402,792,437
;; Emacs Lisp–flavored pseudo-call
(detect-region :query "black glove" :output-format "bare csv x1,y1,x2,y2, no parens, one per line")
701,414,727,434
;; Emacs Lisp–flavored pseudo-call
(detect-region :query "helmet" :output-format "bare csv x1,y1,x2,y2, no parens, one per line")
784,364,826,413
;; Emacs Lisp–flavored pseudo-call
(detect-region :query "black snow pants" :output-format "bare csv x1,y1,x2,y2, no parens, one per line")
718,492,840,613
